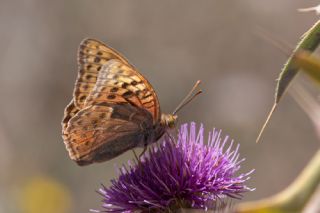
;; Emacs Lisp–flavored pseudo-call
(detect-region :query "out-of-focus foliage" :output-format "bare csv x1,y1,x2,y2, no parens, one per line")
19,176,71,213
239,16,320,211
293,50,320,85
19,175,72,213
256,20,320,143
235,150,320,212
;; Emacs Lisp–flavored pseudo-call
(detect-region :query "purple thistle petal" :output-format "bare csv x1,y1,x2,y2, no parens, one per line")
94,122,254,212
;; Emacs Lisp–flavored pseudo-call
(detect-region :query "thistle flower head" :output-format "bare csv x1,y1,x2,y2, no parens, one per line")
95,122,254,212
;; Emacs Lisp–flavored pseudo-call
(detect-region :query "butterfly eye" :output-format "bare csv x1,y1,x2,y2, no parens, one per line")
168,122,175,128
168,115,177,129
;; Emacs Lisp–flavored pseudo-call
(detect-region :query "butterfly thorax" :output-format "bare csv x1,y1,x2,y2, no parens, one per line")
149,113,177,144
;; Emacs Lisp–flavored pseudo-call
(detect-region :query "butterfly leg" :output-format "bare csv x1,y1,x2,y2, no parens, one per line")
139,145,148,159
132,147,147,164
132,149,140,163
132,148,145,169
165,131,177,145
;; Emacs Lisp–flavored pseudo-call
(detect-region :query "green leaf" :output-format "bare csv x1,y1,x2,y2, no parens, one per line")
257,20,320,143
276,20,320,103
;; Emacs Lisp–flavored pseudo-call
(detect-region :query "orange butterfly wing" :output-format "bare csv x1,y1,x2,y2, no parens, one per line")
64,103,153,165
85,59,161,123
62,38,160,134
73,38,133,109
62,39,162,165
62,39,132,133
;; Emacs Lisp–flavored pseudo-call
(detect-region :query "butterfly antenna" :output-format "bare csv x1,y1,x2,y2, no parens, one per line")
173,80,202,115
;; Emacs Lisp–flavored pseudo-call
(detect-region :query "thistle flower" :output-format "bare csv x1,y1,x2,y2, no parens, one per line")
94,122,254,212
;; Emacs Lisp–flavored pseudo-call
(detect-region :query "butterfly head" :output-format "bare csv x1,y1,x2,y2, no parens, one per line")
161,114,178,129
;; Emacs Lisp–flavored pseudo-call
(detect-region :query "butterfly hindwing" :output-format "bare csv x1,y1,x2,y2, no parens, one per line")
64,103,153,165
62,101,79,131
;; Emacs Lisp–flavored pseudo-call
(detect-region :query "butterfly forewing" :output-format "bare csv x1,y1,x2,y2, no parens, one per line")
74,39,133,109
85,59,161,123
62,38,162,165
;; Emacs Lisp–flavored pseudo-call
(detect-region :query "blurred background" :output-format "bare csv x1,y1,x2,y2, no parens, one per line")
1,0,320,212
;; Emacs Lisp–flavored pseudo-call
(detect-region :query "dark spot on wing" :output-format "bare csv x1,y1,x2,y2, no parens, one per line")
122,82,129,89
80,95,86,102
131,80,138,86
123,91,133,98
94,57,101,63
86,74,93,80
107,94,116,99
110,87,118,92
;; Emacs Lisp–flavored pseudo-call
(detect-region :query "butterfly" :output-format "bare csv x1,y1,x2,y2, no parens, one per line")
62,38,201,166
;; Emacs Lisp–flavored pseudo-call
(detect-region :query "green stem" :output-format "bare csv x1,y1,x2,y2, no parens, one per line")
235,149,320,213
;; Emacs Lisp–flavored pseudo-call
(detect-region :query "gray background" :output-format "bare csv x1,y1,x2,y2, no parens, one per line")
0,0,319,212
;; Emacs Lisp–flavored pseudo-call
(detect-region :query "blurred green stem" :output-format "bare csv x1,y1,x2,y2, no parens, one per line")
292,50,320,85
235,149,320,213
